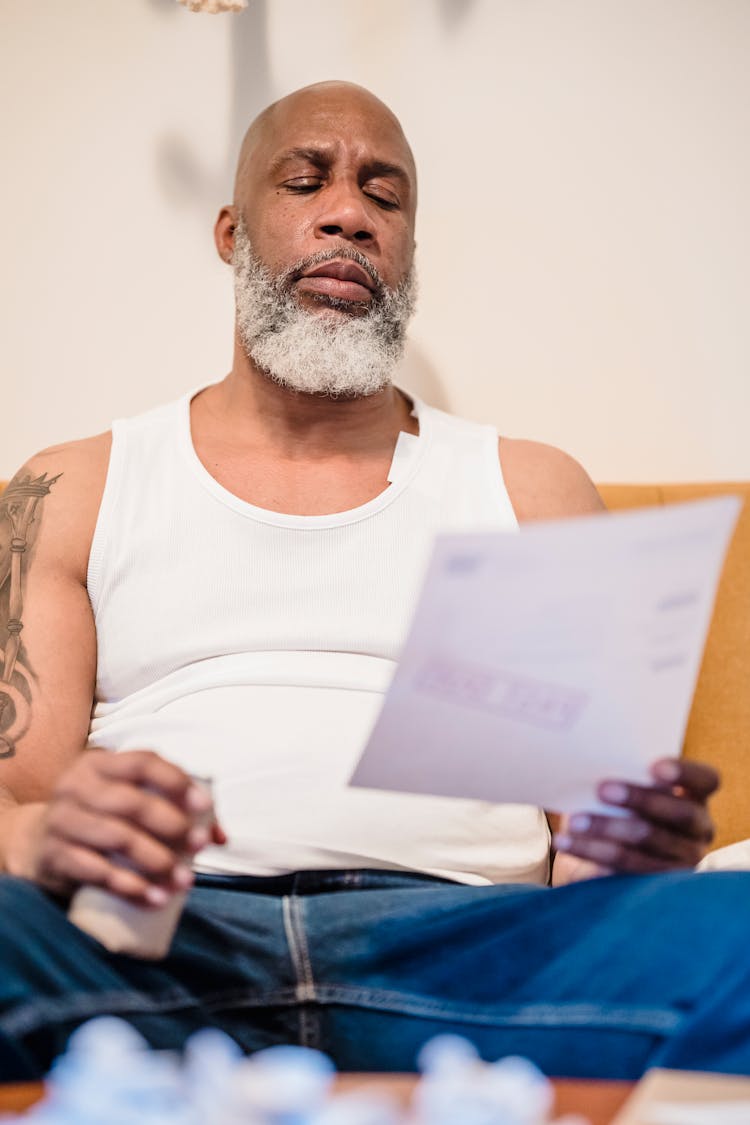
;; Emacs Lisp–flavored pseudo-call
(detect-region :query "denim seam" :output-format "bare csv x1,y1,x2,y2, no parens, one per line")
308,985,683,1035
293,898,315,996
0,986,302,1039
282,895,316,1002
298,1005,321,1050
0,981,682,1044
0,989,205,1038
197,987,321,1016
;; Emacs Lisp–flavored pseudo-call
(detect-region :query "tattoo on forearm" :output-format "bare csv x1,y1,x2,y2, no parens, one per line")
0,472,61,758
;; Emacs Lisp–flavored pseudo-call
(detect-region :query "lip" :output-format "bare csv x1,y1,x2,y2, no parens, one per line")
294,259,376,304
302,260,375,290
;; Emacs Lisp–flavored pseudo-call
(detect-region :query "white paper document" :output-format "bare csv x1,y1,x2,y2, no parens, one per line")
350,497,740,814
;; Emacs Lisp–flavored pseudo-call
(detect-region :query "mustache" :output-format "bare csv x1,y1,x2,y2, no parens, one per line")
282,247,386,302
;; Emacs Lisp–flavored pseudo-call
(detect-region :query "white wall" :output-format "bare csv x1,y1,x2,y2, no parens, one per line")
2,0,749,481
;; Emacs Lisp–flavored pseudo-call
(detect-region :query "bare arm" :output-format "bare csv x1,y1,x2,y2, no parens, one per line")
499,437,605,524
0,442,103,806
0,439,222,902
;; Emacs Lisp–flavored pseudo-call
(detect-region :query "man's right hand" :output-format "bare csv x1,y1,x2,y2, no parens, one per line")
6,749,225,905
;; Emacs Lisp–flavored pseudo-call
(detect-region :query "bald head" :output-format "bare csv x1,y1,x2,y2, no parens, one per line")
233,81,417,205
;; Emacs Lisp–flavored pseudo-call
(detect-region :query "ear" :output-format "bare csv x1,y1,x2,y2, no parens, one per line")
214,205,238,264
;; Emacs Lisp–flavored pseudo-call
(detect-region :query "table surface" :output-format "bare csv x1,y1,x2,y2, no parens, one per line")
0,1076,634,1123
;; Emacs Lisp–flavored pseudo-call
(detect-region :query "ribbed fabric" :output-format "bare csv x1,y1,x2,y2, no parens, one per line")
87,388,550,886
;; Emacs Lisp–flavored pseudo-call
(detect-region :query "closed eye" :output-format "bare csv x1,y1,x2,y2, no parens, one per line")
365,191,399,211
282,179,400,210
284,178,323,193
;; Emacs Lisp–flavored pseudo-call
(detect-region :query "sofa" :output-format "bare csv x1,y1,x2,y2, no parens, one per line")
1,479,748,850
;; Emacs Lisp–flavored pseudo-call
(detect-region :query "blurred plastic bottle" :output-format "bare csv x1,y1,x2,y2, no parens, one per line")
415,1035,554,1125
220,1044,335,1125
42,1017,189,1125
182,1026,243,1125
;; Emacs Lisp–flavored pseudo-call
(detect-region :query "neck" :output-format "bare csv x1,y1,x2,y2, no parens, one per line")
196,336,416,458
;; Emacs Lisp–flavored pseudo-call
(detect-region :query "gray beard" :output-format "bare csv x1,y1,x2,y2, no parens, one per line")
232,221,416,398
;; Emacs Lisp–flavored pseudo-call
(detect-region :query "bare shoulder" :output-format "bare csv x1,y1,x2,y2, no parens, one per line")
499,437,605,523
2,432,112,582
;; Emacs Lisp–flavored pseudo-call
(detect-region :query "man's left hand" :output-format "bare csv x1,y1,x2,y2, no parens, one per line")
553,758,718,880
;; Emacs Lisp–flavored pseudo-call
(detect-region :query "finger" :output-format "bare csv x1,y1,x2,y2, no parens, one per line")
567,813,707,866
553,832,693,875
211,821,228,846
47,803,189,884
40,840,170,904
184,817,228,853
597,781,715,842
62,782,195,846
91,750,208,812
650,758,720,799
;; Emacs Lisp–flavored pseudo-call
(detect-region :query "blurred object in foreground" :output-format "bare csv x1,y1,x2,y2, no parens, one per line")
177,0,247,13
0,1019,589,1124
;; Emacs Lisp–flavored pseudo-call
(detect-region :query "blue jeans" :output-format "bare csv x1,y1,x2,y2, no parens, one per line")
1,868,749,1080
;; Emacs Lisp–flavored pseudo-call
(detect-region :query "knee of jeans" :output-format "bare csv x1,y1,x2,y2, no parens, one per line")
0,877,61,939
658,870,750,930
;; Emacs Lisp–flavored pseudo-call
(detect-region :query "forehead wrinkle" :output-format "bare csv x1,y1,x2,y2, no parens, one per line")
268,146,334,176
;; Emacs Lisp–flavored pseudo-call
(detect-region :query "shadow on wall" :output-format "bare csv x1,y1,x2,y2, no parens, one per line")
152,0,272,210
437,0,479,30
151,0,476,211
228,0,272,179
149,0,477,210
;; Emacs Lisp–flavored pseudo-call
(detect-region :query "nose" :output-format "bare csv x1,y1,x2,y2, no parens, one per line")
314,181,375,245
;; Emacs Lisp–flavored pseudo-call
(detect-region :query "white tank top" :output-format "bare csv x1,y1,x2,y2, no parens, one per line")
87,387,550,886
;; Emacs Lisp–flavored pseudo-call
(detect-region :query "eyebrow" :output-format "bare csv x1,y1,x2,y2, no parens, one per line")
269,147,411,187
269,147,330,174
364,159,411,186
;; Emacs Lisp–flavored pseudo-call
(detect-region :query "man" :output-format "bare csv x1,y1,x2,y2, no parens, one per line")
0,81,747,1080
